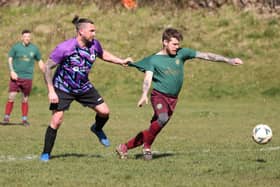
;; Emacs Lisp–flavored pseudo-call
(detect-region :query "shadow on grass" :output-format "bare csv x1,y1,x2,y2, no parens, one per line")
134,152,176,160
51,153,102,159
256,159,266,163
0,122,25,126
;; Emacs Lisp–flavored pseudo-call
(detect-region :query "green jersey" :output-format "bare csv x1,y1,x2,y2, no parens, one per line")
8,42,42,79
130,48,196,96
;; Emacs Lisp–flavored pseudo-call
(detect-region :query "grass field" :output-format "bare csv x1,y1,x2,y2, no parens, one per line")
0,3,280,187
0,96,279,186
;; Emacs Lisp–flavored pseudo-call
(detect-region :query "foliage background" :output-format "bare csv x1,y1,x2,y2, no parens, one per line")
0,2,279,187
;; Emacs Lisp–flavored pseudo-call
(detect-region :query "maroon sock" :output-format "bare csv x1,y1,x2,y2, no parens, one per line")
5,101,14,116
143,121,162,149
126,121,163,150
21,102,28,117
126,130,150,149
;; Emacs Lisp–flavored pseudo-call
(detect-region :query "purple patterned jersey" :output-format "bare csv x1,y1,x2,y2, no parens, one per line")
50,38,103,94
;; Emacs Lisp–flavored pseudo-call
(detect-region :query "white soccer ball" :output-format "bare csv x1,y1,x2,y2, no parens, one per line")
252,124,272,144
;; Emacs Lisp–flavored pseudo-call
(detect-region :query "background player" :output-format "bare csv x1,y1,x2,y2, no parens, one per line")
2,29,45,126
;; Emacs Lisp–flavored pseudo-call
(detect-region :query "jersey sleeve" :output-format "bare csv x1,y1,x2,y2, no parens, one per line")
179,48,197,61
34,46,42,61
49,44,66,64
128,56,154,73
8,45,16,58
93,40,103,58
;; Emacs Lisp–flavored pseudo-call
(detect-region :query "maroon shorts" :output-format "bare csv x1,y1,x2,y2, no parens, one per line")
150,89,178,121
9,78,33,96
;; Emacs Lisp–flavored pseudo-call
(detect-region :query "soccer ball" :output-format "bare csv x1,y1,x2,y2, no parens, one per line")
252,124,272,144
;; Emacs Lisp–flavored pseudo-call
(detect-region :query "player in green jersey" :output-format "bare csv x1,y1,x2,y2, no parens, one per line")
2,30,45,126
116,28,243,160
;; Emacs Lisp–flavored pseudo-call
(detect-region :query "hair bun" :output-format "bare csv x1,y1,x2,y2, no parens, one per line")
72,15,79,25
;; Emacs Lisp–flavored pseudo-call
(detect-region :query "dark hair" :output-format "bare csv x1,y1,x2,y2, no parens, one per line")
72,15,94,31
22,29,31,35
162,28,183,42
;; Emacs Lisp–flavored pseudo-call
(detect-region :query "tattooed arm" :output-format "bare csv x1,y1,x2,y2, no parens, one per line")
137,71,153,107
44,58,59,103
8,57,18,80
196,51,243,65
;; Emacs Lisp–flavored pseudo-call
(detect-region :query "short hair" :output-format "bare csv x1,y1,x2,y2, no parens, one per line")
22,29,31,35
72,15,94,31
162,28,183,42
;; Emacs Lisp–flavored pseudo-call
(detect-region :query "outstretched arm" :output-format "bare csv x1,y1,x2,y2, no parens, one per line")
137,71,153,107
195,51,243,65
101,50,132,66
44,59,58,104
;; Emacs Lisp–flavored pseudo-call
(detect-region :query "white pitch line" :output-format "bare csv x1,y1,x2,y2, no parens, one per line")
0,155,38,162
0,147,279,162
260,146,280,151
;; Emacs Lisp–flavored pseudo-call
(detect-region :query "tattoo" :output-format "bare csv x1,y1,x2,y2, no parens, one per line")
8,58,15,72
8,62,14,72
142,71,153,97
44,59,57,86
143,80,150,93
196,52,230,63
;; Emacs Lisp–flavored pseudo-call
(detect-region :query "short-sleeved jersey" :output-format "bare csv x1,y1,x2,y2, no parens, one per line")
50,38,103,94
8,42,42,79
129,48,196,96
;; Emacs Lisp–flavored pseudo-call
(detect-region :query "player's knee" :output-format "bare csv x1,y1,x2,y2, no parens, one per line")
98,108,110,117
95,103,110,117
157,113,169,127
8,94,17,101
22,97,29,103
52,117,63,127
51,114,64,128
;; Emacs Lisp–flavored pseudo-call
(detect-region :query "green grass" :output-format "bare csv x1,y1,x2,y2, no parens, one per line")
0,97,279,186
0,3,280,187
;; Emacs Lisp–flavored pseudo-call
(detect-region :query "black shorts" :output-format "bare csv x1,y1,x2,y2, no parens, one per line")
49,87,104,111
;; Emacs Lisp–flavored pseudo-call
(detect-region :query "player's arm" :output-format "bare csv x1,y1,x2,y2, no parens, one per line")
195,51,243,65
8,57,18,80
137,71,153,107
44,58,58,103
101,50,132,66
38,60,45,73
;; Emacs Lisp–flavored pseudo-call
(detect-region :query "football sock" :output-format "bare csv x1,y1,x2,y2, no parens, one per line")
126,131,147,149
94,115,109,131
4,101,14,116
43,126,57,154
21,102,28,118
126,121,163,150
22,116,27,121
143,121,162,149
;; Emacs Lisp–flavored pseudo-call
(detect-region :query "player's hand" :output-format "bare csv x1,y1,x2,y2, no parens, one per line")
48,90,59,104
137,95,148,107
10,71,18,80
121,57,133,67
228,58,243,66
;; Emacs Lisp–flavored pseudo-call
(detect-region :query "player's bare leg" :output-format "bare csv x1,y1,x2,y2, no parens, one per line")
40,111,63,162
90,102,110,147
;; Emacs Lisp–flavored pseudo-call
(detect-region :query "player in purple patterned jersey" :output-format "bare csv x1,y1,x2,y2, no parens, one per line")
40,16,132,162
